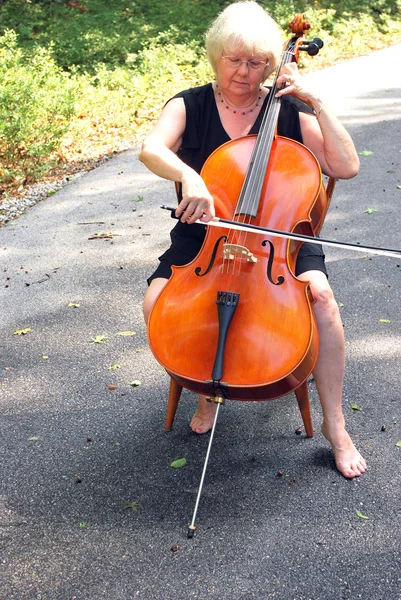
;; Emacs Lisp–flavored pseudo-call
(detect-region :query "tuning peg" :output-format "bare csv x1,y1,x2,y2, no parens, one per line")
299,38,324,56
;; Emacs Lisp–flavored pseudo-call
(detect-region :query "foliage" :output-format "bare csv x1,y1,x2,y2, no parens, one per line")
0,0,400,194
0,29,75,185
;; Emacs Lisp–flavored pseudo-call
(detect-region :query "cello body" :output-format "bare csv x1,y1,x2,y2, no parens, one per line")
148,134,324,400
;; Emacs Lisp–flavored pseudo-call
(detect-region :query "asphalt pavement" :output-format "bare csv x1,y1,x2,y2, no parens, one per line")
1,44,401,600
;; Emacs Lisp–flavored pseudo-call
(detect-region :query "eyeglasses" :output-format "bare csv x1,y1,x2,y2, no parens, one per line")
221,56,269,70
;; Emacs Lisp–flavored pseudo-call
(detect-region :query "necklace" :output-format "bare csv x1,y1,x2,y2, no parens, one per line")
215,84,262,115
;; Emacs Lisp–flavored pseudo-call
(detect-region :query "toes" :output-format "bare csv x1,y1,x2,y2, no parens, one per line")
337,455,367,478
189,415,213,435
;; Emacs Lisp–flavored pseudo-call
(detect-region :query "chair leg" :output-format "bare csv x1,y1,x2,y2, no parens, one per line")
294,380,314,437
165,377,183,430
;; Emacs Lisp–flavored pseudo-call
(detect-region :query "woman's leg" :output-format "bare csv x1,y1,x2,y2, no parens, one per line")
143,277,169,323
297,270,366,478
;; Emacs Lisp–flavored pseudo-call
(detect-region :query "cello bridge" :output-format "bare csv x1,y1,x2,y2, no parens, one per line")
223,243,257,263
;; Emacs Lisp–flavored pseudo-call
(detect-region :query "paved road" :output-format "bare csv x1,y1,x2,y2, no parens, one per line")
1,45,401,600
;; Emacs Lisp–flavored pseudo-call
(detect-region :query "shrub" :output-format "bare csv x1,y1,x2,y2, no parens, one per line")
0,29,76,184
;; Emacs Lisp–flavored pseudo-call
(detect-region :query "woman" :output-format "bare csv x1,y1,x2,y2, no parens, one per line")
139,1,366,478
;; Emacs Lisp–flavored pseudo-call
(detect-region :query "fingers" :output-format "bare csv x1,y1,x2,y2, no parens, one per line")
276,72,298,96
275,64,302,98
176,199,215,224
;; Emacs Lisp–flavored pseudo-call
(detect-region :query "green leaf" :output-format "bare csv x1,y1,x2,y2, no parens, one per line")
395,441,401,447
396,184,401,189
107,364,121,370
67,302,80,308
364,208,378,214
337,302,344,307
129,380,141,387
379,319,391,323
351,403,362,411
359,150,374,156
171,458,187,469
356,509,369,520
90,334,108,344
13,327,32,335
79,521,87,529
124,501,140,512
27,436,39,441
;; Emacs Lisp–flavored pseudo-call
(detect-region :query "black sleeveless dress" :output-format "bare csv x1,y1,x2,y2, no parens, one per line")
148,83,326,284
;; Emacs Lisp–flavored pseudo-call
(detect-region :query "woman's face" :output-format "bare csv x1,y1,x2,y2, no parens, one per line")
216,48,268,97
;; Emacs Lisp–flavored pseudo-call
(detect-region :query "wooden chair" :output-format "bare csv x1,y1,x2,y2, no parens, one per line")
165,376,314,437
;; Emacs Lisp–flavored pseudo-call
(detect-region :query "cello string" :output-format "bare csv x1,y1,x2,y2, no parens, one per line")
220,44,295,286
224,47,293,285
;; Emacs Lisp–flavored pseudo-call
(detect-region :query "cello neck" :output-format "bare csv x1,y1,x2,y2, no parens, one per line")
235,48,297,219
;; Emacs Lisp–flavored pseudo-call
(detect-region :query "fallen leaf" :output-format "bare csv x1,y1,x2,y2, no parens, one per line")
124,501,140,512
107,364,121,370
379,318,391,323
115,331,136,336
337,302,344,307
79,521,87,529
41,355,49,360
395,441,401,447
129,380,141,387
356,509,369,520
359,150,374,156
364,208,378,214
67,302,80,308
396,185,401,189
27,436,39,441
108,385,117,390
171,458,187,469
13,327,32,335
351,403,362,411
90,334,108,344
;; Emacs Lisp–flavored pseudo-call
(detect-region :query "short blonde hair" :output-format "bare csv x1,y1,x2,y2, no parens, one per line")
205,1,283,81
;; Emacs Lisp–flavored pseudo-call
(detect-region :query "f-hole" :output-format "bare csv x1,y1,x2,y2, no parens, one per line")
262,239,285,285
195,236,227,277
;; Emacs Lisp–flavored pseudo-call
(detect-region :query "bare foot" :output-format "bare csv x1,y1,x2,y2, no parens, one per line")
321,417,367,478
189,395,217,434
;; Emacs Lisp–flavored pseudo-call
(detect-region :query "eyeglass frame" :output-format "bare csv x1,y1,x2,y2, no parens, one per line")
221,55,269,70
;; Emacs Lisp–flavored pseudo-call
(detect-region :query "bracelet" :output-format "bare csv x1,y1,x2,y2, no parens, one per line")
316,104,324,118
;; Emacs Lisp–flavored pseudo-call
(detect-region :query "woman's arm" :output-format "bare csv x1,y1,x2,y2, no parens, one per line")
275,64,360,180
138,98,215,223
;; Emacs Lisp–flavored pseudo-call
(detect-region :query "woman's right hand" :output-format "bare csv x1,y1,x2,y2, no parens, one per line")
175,171,215,224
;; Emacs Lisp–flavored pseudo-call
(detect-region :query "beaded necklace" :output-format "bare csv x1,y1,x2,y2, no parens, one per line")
215,84,262,115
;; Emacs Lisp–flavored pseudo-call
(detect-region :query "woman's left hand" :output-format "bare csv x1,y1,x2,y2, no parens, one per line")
275,63,318,108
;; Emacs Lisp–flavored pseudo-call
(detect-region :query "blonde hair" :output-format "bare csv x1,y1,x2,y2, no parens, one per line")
205,1,283,81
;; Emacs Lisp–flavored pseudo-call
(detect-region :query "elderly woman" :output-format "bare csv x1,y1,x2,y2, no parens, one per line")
139,1,366,478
